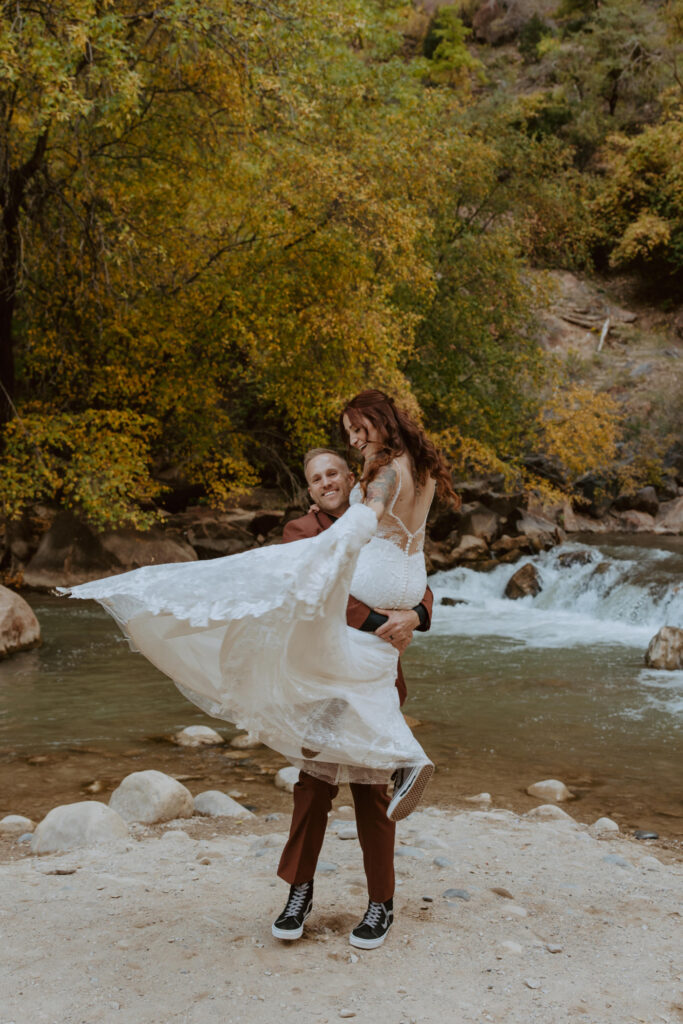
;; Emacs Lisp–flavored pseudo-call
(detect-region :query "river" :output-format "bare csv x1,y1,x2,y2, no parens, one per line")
1,535,681,838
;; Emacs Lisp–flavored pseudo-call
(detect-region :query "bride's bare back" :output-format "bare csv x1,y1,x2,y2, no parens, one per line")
364,453,435,556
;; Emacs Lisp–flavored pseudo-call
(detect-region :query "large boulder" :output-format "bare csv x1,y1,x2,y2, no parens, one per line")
23,511,119,589
183,512,256,558
459,504,500,544
612,486,659,517
645,626,683,670
31,801,128,853
0,585,41,658
510,510,564,552
109,770,194,824
451,534,489,562
504,563,542,600
616,510,656,532
100,528,196,570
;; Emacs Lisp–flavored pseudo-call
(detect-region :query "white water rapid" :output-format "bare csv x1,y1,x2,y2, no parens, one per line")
431,541,683,650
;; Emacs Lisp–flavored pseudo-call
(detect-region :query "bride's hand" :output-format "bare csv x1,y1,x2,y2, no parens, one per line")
373,608,420,652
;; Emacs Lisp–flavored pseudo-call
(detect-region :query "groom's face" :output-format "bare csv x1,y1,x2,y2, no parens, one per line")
306,454,355,516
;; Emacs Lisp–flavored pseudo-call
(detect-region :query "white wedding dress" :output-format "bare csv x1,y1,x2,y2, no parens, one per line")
62,463,433,786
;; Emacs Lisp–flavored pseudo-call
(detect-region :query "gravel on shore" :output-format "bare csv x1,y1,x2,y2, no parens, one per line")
2,804,682,1024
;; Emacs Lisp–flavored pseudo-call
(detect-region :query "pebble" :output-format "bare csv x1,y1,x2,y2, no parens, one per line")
524,978,541,990
491,887,514,899
442,888,471,902
634,829,659,840
526,779,572,802
339,1011,356,1019
546,944,563,953
17,833,34,843
602,854,631,869
422,896,433,902
395,846,425,859
464,793,491,805
317,862,339,873
349,953,359,964
433,856,454,868
499,940,522,954
640,856,661,871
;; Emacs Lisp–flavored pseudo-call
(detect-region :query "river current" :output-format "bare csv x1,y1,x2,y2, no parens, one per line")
1,535,681,834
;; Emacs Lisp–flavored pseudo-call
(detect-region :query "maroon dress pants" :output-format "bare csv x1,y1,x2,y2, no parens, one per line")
277,771,395,903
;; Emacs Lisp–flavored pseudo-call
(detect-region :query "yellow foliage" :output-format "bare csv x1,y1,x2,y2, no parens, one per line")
538,385,622,480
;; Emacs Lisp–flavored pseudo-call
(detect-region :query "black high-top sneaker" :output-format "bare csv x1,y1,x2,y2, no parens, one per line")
386,763,434,821
349,898,394,949
272,880,314,941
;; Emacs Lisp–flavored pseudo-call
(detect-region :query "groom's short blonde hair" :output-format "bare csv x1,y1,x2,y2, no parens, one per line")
303,448,350,474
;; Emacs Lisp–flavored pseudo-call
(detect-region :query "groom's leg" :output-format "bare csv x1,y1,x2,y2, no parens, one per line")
278,771,339,885
350,782,395,903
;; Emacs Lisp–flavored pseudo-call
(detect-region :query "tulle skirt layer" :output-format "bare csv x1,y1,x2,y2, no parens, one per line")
62,504,431,785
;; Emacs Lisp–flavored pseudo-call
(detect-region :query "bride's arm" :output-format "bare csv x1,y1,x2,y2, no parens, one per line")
363,462,398,522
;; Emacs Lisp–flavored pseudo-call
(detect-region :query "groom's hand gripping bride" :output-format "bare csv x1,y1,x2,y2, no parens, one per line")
273,448,433,949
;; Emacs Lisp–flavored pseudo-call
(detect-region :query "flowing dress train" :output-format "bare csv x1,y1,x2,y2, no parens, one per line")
61,500,432,786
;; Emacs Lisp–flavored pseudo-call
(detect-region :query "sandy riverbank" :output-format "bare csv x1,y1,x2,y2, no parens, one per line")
2,802,682,1024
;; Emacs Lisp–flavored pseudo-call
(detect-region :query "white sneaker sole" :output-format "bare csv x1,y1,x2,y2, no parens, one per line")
271,922,304,940
271,908,311,941
386,763,434,822
349,926,391,949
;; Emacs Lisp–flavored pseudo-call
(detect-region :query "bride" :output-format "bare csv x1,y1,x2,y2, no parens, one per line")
62,390,456,820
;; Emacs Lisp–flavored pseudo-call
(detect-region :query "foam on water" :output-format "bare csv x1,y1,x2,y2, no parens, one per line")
431,541,683,650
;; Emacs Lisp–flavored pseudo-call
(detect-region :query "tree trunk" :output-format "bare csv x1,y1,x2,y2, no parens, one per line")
0,130,49,426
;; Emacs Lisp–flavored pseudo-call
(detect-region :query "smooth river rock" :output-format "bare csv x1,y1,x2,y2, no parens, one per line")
526,779,572,802
0,585,41,659
173,725,224,747
504,563,542,600
109,770,193,824
31,801,128,853
590,816,620,835
274,767,300,793
524,804,573,821
230,731,263,749
193,790,254,818
644,626,683,670
0,814,36,834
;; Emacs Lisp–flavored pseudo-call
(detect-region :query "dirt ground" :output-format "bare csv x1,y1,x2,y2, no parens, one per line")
2,800,682,1024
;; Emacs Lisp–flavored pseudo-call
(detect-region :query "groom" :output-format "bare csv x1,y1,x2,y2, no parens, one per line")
272,448,433,949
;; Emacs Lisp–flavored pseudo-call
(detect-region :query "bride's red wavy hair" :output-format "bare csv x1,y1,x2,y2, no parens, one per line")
340,390,459,507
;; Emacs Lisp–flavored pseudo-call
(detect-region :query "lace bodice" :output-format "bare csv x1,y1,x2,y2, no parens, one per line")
349,460,432,609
